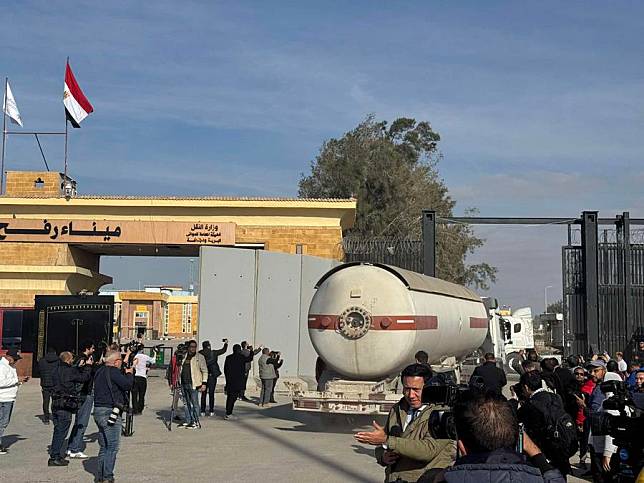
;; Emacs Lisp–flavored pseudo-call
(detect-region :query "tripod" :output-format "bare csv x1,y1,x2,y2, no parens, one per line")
166,384,182,431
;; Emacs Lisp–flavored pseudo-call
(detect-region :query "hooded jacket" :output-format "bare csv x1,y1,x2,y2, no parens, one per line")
38,352,60,388
434,449,566,483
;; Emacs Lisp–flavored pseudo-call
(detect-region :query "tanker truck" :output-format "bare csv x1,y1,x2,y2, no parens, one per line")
292,262,489,415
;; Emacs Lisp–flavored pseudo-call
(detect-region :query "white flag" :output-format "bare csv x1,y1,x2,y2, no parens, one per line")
3,81,23,127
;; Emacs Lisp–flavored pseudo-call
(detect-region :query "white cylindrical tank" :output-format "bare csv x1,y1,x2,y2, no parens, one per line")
308,263,488,380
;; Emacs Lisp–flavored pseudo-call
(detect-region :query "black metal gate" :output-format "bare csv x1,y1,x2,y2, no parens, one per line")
563,241,644,356
342,236,423,273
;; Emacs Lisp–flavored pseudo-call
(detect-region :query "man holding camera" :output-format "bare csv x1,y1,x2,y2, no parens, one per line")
48,351,92,467
199,339,228,416
93,349,134,483
433,392,565,482
131,347,156,415
178,340,208,428
66,340,96,459
355,364,455,482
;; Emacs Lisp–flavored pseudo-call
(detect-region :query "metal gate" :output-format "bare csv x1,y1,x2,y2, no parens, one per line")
342,237,423,272
563,241,644,356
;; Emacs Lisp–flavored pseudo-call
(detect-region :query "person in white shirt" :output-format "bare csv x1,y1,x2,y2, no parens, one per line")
615,352,628,375
0,349,28,455
131,351,156,415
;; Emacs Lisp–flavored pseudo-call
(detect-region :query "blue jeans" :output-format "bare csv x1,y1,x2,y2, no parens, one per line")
0,401,14,447
50,409,73,458
182,385,200,424
68,394,93,452
94,406,122,481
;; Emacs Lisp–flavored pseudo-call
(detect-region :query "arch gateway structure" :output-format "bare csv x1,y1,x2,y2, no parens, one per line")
0,170,356,308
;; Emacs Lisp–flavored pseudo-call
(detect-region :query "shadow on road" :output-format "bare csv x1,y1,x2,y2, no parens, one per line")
82,456,99,480
2,434,27,449
234,417,374,482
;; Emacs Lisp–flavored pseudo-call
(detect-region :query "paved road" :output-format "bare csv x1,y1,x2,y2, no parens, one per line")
0,374,590,482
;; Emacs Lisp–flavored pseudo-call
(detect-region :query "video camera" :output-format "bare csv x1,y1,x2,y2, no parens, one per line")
174,343,188,365
590,380,643,478
422,376,486,440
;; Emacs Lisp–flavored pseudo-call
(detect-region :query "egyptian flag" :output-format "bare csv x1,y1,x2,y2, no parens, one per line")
63,61,93,127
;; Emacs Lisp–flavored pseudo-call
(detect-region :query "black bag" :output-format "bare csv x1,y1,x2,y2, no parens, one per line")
51,366,81,412
538,394,579,458
52,393,81,412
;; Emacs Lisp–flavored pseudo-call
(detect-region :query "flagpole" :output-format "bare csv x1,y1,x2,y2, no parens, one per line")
63,57,69,182
1,77,7,195
64,118,68,181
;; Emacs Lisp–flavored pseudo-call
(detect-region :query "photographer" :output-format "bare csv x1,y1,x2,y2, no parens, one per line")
239,341,262,401
93,349,134,482
48,351,91,467
131,347,155,415
354,364,455,483
433,392,565,482
66,340,96,459
268,351,283,403
517,370,577,477
199,339,228,416
178,340,208,428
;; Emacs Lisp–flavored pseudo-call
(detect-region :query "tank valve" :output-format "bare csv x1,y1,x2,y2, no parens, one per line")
338,306,372,339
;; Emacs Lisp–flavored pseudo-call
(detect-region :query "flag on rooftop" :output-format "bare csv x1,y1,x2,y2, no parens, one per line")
63,61,93,128
3,80,23,127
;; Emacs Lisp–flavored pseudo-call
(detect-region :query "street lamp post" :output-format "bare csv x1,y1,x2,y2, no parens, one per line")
544,285,553,313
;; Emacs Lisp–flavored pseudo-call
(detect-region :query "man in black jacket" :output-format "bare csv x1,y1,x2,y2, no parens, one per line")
199,339,228,416
239,341,261,401
38,347,59,424
66,340,95,459
223,344,254,419
48,351,91,467
431,392,565,483
517,370,574,477
93,349,134,483
470,353,507,396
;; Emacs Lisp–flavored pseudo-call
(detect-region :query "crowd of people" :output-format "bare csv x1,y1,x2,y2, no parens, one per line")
0,338,285,482
355,346,644,483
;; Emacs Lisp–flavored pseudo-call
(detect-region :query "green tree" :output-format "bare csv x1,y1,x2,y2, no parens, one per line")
299,115,496,289
547,299,563,314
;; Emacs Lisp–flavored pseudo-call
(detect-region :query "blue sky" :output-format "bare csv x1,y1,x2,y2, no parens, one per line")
3,1,643,310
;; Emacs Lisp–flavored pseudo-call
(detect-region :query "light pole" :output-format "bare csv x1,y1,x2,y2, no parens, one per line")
544,285,553,313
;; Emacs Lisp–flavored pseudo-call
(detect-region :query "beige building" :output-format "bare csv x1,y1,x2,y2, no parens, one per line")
106,287,198,339
0,170,356,309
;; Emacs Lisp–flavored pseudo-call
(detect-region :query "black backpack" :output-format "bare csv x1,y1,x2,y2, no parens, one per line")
535,392,579,458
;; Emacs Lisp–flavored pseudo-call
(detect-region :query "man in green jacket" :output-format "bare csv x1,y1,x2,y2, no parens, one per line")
355,364,456,482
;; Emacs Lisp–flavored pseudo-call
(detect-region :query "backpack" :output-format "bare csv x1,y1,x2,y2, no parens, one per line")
536,393,579,458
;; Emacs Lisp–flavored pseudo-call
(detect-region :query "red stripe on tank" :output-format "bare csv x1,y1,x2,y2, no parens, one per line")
308,315,438,330
469,317,488,328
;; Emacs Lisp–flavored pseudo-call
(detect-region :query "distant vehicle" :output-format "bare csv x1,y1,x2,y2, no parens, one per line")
478,299,564,372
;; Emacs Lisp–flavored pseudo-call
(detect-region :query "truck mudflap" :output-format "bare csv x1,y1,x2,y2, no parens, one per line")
292,391,401,415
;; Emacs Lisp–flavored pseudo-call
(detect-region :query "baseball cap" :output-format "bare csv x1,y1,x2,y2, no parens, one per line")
5,348,22,361
589,360,606,369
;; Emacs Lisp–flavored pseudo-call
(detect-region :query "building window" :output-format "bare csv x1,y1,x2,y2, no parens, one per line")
134,311,149,328
163,304,169,336
182,303,192,334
